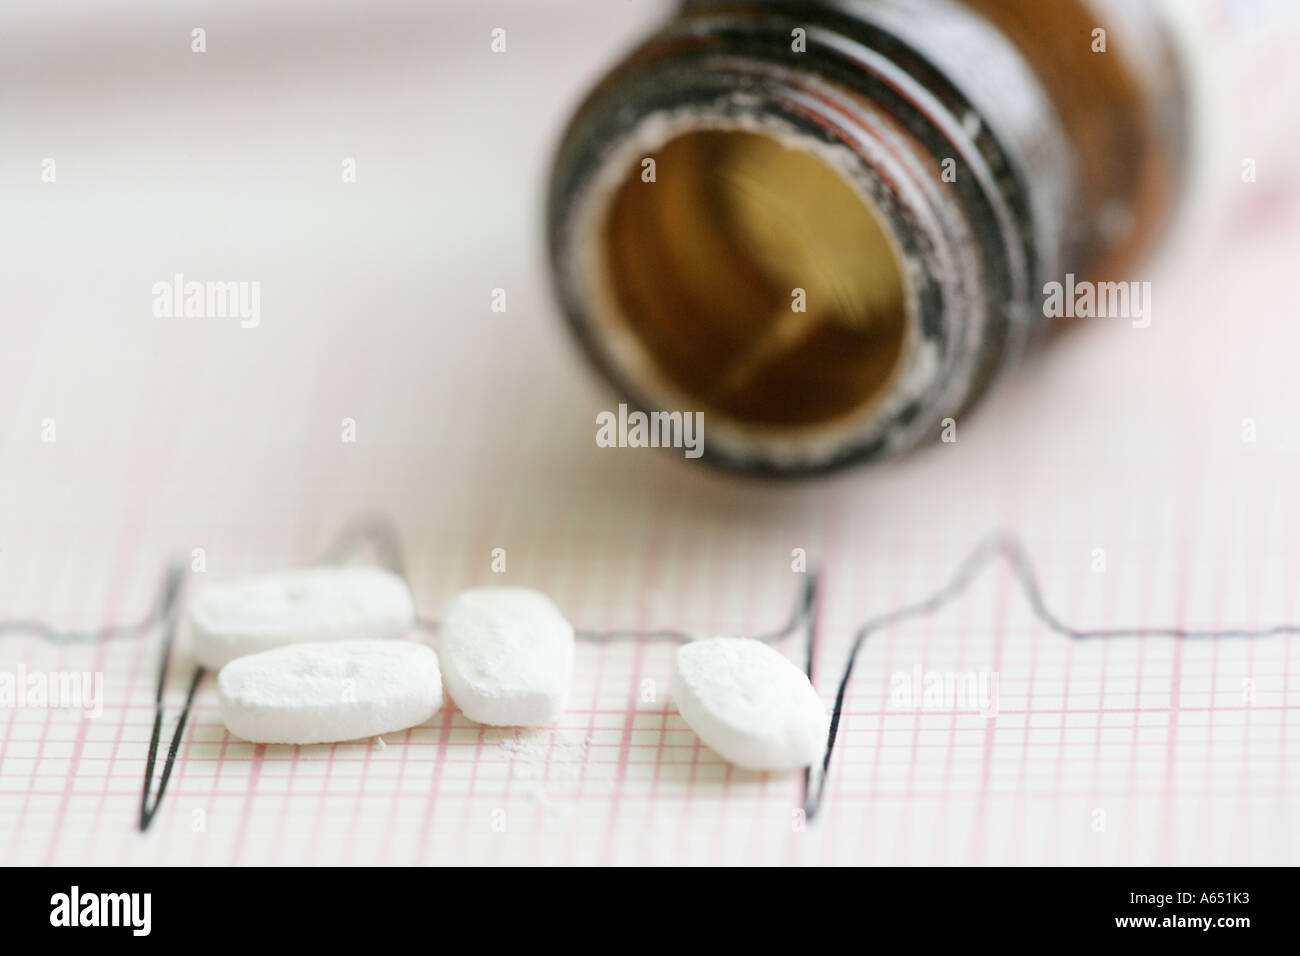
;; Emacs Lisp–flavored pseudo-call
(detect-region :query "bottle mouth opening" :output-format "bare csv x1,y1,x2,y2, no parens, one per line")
599,128,909,430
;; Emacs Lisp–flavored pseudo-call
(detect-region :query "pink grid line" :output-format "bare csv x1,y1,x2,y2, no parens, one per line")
6,522,1300,865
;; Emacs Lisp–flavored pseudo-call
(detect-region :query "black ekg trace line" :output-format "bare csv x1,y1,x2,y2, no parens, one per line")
2,515,1296,831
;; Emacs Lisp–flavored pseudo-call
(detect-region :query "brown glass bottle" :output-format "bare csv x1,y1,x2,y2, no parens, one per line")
548,0,1188,473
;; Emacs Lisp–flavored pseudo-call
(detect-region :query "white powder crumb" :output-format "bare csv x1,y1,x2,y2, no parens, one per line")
498,728,596,809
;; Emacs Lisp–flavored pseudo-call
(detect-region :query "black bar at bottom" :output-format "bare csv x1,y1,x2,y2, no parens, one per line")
0,866,1286,943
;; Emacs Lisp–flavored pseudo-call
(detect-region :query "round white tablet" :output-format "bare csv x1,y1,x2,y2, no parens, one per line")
190,566,415,668
673,637,828,772
438,588,574,726
217,640,442,744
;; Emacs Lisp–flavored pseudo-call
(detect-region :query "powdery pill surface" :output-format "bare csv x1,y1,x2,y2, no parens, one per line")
438,588,574,726
190,566,415,668
217,640,442,744
673,637,828,772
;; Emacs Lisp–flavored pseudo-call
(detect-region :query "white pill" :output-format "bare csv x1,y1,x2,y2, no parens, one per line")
673,637,828,772
190,566,415,668
217,640,442,744
438,588,574,726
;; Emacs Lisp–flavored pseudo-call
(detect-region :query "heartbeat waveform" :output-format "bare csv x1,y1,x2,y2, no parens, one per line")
2,515,1294,829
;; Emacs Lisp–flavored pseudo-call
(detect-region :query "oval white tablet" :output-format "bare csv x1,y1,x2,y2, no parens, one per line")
190,566,415,668
673,637,828,772
217,640,442,744
438,588,574,726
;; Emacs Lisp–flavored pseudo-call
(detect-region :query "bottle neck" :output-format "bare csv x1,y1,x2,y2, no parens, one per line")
549,0,1186,473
